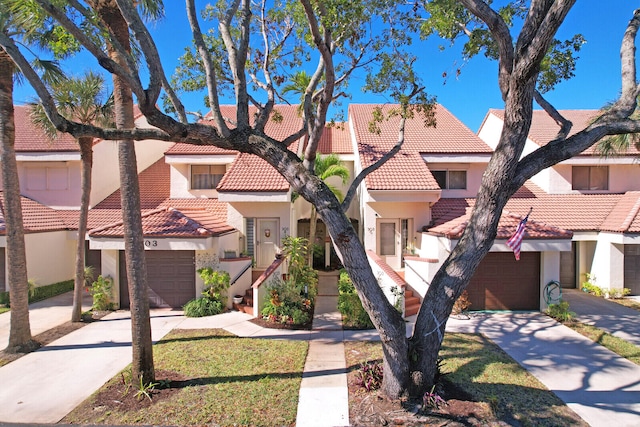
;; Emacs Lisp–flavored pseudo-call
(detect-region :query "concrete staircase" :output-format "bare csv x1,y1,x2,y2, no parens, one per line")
233,287,254,315
404,288,421,317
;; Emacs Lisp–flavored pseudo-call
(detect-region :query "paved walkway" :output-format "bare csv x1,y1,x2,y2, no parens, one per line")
563,288,640,346
0,290,92,350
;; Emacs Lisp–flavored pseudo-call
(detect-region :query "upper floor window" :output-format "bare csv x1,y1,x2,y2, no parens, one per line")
432,170,467,190
572,166,608,191
26,167,69,191
191,165,225,190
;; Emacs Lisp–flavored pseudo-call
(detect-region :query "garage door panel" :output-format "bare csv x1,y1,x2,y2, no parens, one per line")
467,252,540,311
120,250,195,308
624,245,640,295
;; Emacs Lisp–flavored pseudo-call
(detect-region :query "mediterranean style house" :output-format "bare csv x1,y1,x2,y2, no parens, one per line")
4,103,639,316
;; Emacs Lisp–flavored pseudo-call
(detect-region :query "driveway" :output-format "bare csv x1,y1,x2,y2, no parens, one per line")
563,288,640,346
447,312,640,427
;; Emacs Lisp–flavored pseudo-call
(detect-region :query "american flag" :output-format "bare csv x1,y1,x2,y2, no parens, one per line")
506,212,530,261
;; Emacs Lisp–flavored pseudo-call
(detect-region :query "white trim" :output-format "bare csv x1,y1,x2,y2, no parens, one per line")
218,192,291,202
16,153,80,161
165,154,237,164
421,154,492,163
89,237,214,250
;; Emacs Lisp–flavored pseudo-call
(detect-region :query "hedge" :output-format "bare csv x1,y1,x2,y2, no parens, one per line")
0,279,74,307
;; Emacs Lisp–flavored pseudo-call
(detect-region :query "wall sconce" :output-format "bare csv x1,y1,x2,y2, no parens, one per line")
264,228,271,238
367,227,375,235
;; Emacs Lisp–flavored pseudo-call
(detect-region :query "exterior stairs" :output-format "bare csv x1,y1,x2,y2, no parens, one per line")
233,287,254,315
404,288,421,317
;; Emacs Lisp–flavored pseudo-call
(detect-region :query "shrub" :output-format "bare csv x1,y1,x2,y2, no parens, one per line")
197,268,230,301
582,273,603,296
337,270,374,329
0,279,75,307
261,277,312,325
607,288,630,299
90,275,115,311
183,297,224,317
546,301,576,322
354,361,383,391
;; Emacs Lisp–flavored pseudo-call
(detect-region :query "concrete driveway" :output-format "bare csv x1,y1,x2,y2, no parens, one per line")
447,312,640,427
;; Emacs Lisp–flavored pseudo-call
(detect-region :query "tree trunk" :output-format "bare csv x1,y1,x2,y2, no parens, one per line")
0,48,36,352
318,200,411,398
71,137,93,322
92,0,155,383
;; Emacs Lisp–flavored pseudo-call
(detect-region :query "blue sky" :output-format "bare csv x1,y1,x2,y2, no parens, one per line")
12,1,637,132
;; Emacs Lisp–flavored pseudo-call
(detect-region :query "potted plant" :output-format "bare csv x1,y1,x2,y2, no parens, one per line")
233,295,244,304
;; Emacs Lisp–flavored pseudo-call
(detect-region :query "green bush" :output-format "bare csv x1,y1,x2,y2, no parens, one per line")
608,288,631,299
0,291,9,306
337,270,374,329
183,297,224,317
90,275,115,311
546,301,576,322
0,279,75,307
261,278,312,325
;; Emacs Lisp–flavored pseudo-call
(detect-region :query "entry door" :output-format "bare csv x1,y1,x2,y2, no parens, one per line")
256,218,279,268
377,219,401,269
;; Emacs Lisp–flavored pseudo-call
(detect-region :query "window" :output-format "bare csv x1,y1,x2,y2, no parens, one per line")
26,167,69,191
572,166,608,191
191,165,225,190
432,170,466,190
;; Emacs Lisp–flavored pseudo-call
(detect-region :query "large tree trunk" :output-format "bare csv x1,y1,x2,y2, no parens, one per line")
92,0,155,383
71,137,93,322
0,48,36,352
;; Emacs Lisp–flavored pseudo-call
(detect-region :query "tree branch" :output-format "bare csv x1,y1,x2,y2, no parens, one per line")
534,89,572,139
185,0,227,133
457,0,514,98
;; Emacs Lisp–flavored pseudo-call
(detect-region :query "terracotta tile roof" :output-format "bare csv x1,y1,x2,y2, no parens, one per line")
94,158,170,210
430,182,636,236
14,105,79,152
165,143,238,155
350,104,493,155
429,206,573,240
318,124,352,154
366,152,440,191
600,192,640,233
487,109,640,156
0,193,67,234
85,158,234,237
217,153,290,192
89,206,233,238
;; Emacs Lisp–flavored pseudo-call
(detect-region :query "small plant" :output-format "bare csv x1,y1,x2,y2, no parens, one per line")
452,290,472,315
582,273,603,296
197,268,230,301
337,270,374,329
354,361,383,391
607,288,630,299
134,375,158,402
390,285,404,313
546,300,576,322
89,275,114,311
422,385,447,411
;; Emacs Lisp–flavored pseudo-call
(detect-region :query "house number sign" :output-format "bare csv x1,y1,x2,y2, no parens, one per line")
144,240,159,247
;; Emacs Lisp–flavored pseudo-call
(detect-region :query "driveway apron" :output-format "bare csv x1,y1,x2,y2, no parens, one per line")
447,312,640,427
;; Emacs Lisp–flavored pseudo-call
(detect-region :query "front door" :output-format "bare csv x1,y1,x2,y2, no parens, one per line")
256,218,279,268
377,219,402,269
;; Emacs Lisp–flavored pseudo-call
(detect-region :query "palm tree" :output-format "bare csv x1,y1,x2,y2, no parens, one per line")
30,71,113,322
307,153,349,267
90,0,155,384
0,7,65,352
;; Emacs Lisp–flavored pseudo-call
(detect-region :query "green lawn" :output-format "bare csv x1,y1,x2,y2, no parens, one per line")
0,306,9,315
563,321,640,365
63,329,308,426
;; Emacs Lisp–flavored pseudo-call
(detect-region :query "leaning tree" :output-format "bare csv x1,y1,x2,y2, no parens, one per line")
3,0,640,397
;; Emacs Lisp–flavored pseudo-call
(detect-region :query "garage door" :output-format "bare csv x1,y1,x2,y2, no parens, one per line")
466,252,540,310
624,245,640,295
119,250,195,308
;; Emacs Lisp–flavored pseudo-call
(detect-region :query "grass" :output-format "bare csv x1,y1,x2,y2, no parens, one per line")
63,329,308,426
0,306,9,315
346,333,586,427
563,321,640,365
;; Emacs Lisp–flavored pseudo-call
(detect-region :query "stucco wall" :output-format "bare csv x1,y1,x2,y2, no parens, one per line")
18,161,83,209
24,231,74,287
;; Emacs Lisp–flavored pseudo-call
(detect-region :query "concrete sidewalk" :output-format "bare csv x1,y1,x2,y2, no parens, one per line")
563,288,640,346
447,312,640,427
0,309,184,423
0,290,92,350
